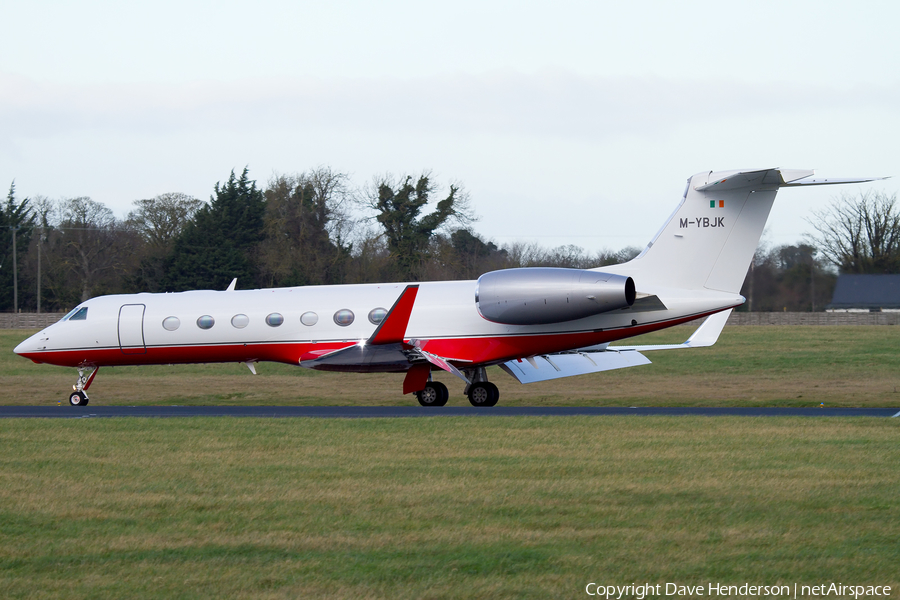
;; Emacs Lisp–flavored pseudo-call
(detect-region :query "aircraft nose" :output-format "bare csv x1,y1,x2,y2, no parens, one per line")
14,333,41,356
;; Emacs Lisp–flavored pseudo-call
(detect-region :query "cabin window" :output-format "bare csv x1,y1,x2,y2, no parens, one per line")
368,307,387,325
67,307,88,321
265,313,284,327
333,309,354,327
300,311,318,326
196,315,215,330
231,314,249,328
162,316,180,331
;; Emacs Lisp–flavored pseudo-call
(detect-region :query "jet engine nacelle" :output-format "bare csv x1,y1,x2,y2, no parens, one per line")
475,267,636,325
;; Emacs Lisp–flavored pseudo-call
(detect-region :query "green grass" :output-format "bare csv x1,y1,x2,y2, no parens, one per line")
4,326,900,406
1,417,897,598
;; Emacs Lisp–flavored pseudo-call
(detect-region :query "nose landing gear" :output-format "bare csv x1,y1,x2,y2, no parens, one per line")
69,391,89,406
69,366,98,406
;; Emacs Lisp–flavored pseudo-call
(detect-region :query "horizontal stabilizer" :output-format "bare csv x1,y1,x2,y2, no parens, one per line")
693,168,886,192
693,168,812,192
783,175,889,187
500,349,651,384
611,309,731,351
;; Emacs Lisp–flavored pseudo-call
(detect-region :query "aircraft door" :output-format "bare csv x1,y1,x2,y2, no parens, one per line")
118,304,147,354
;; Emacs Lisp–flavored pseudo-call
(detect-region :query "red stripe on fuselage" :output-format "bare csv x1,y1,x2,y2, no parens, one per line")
415,311,716,365
19,341,356,368
18,311,719,370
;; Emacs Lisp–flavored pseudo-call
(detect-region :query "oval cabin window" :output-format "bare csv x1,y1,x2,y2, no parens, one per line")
197,315,215,330
231,314,249,328
300,312,318,326
333,309,354,327
162,316,180,331
368,307,388,325
266,313,284,327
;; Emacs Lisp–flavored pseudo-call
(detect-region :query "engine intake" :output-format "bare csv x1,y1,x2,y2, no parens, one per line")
476,268,636,325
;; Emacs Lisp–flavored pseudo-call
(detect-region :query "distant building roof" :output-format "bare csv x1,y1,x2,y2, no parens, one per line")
828,274,900,309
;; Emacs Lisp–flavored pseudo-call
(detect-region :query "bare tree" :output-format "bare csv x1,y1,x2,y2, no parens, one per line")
126,193,203,291
128,193,203,251
806,191,900,274
500,242,639,270
56,197,135,302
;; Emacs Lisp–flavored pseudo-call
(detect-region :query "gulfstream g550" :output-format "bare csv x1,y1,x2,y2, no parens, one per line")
15,168,881,407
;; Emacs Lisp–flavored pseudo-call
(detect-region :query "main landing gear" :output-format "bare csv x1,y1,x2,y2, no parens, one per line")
68,366,98,407
466,382,499,407
415,381,449,406
463,367,499,407
413,367,500,407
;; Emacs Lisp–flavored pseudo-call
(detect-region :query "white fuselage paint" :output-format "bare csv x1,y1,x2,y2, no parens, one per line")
14,279,741,368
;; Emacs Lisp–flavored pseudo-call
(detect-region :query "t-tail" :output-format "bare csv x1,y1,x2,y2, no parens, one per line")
606,168,885,293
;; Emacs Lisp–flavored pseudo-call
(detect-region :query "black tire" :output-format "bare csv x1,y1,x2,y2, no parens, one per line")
69,391,87,406
467,382,499,407
484,382,499,407
416,382,449,407
431,381,449,406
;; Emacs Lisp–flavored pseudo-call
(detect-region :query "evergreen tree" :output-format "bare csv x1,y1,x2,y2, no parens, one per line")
259,169,351,287
163,168,265,291
0,182,35,311
367,174,471,280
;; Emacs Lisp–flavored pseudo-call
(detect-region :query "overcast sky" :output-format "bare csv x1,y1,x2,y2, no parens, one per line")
2,0,898,253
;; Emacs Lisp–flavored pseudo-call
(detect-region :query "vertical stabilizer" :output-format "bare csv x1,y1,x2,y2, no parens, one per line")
605,168,882,294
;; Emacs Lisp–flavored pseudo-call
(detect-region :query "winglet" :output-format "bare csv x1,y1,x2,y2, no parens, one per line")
610,309,732,351
368,285,419,345
682,309,731,347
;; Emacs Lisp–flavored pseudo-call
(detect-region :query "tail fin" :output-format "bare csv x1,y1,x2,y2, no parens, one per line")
611,168,883,293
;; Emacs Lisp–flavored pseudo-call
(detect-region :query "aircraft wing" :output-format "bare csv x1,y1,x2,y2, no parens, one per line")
414,348,471,384
499,349,651,384
499,310,731,384
299,285,420,371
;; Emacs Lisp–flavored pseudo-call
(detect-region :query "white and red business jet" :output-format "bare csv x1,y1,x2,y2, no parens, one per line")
15,168,880,407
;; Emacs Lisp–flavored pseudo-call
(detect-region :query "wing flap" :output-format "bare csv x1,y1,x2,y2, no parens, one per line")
500,349,651,384
416,349,471,385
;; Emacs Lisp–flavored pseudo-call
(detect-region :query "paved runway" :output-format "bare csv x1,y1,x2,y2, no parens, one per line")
1,406,899,418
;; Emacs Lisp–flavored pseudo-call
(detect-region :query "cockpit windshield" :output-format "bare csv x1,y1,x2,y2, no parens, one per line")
63,307,88,321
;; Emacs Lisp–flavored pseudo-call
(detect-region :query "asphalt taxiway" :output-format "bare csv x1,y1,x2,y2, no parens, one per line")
1,406,898,418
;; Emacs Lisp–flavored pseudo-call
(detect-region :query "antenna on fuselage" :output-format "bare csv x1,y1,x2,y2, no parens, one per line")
226,278,237,292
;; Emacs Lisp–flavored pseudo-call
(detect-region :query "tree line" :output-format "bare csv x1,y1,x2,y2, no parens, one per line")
1,168,897,313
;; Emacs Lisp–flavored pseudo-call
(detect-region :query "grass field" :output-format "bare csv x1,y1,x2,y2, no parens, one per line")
3,326,900,406
1,417,897,599
3,327,899,598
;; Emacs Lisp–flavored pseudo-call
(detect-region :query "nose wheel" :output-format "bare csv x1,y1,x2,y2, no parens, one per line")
68,366,98,407
69,391,89,406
